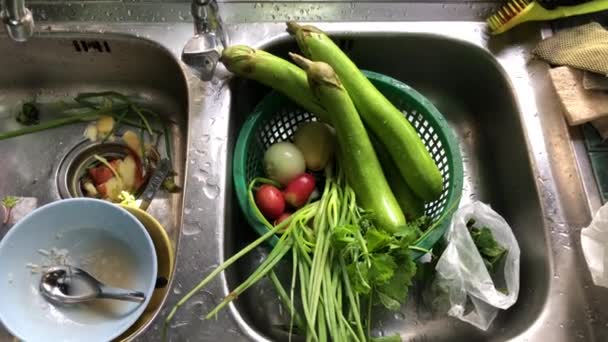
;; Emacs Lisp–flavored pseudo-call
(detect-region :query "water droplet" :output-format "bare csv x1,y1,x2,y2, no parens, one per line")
183,223,202,236
201,162,212,171
394,312,405,320
188,300,206,320
203,183,220,199
371,329,384,337
173,286,182,295
206,174,219,186
171,321,188,329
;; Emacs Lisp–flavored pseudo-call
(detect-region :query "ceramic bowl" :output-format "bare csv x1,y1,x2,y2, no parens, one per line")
0,198,157,342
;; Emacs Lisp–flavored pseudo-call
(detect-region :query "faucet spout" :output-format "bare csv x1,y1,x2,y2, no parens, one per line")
182,0,226,81
1,0,34,42
0,0,34,42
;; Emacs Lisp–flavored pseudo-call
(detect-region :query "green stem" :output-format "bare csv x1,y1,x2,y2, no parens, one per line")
131,104,154,136
298,253,318,342
0,113,99,140
119,117,162,134
307,170,333,327
162,122,173,164
205,237,292,319
163,216,291,338
101,109,129,143
367,290,373,341
75,91,131,104
268,270,304,332
340,257,366,342
408,246,431,254
289,246,299,340
321,264,339,341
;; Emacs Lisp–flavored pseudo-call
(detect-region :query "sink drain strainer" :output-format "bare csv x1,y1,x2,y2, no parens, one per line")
56,140,133,199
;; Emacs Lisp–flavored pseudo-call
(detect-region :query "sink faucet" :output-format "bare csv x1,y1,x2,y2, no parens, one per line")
182,0,226,81
1,0,34,42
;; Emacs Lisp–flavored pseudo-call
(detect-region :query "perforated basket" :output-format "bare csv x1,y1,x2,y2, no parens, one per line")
233,70,463,256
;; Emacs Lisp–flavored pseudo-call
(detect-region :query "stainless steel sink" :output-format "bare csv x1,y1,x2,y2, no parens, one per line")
1,2,608,341
0,33,188,339
172,22,604,342
222,28,548,342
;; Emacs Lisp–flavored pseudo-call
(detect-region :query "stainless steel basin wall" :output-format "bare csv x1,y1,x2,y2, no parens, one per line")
0,34,189,338
223,33,549,342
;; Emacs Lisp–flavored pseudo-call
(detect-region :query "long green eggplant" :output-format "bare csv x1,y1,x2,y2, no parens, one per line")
371,133,425,220
220,45,329,122
286,22,443,202
290,53,406,233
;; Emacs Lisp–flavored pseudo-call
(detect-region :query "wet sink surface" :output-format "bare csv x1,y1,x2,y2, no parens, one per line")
1,17,605,342
223,33,548,341
0,33,188,337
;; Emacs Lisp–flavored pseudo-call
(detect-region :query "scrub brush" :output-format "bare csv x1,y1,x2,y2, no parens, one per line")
487,0,608,35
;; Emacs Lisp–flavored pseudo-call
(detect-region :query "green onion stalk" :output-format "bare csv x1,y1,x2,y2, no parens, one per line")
163,165,369,342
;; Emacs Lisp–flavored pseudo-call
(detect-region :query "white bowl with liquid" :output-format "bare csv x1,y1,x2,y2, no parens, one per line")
0,198,157,342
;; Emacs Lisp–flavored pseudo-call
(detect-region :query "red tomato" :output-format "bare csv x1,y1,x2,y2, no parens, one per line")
88,166,113,185
255,184,285,220
283,173,316,208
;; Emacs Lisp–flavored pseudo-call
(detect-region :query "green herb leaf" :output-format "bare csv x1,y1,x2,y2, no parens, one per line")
468,220,508,274
369,254,397,285
376,291,401,311
346,261,371,294
336,212,426,312
471,227,505,257
365,228,391,252
16,102,40,126
375,253,416,310
1,196,19,209
332,224,359,249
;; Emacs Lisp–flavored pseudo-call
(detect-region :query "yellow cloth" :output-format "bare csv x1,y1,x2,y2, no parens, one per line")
533,22,608,76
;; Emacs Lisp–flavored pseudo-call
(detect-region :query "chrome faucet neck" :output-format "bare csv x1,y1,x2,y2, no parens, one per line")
182,0,226,81
1,0,34,42
192,0,226,45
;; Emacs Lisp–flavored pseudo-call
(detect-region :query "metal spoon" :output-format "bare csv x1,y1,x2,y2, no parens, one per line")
39,266,145,305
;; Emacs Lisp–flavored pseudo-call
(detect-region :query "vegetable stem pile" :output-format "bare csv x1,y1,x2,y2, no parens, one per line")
0,91,181,202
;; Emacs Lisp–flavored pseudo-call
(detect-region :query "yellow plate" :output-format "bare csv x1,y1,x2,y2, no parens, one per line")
117,205,175,341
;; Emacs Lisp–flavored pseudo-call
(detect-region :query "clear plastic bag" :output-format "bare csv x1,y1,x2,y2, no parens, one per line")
433,201,521,330
581,202,608,288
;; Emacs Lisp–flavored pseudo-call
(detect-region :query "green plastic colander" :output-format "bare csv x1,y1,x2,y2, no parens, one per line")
233,70,463,257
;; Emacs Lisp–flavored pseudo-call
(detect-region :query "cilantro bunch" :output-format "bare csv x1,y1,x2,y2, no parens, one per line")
332,216,429,311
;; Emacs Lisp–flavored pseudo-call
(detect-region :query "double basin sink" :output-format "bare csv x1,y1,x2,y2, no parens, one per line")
0,14,606,342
